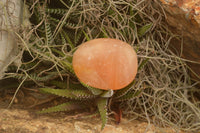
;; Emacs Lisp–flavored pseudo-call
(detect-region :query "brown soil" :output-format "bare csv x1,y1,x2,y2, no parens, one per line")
0,87,186,133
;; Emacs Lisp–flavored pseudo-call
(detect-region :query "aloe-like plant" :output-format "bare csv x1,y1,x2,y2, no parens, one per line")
38,57,147,130
2,1,200,132
4,0,151,130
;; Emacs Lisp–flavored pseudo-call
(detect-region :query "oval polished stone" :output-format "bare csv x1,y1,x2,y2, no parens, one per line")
72,38,138,90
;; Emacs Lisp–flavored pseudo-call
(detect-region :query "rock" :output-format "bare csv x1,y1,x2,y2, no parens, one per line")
72,38,138,90
158,0,200,83
0,0,22,79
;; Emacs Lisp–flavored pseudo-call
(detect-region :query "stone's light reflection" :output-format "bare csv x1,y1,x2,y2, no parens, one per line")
72,38,138,90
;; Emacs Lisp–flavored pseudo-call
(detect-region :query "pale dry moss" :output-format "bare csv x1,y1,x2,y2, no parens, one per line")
2,0,200,132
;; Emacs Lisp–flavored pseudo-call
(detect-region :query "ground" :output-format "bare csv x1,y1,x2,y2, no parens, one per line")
0,109,185,133
0,87,185,133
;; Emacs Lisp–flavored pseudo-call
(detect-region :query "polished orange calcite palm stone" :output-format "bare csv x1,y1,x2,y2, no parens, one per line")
72,38,138,90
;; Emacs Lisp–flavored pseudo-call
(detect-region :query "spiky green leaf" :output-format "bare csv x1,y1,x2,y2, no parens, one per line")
100,89,114,98
29,73,56,81
46,8,68,15
82,30,90,41
51,80,81,89
113,80,135,99
138,58,149,71
80,82,103,96
74,29,83,45
97,98,108,130
45,19,54,45
60,32,67,45
39,87,95,100
59,60,74,74
39,87,76,99
62,30,75,49
71,89,97,99
138,23,152,37
114,90,142,102
101,27,109,38
50,80,68,89
37,102,83,114
49,17,79,29
51,48,65,57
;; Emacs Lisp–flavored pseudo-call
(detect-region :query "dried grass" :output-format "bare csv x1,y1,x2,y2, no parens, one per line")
2,0,200,132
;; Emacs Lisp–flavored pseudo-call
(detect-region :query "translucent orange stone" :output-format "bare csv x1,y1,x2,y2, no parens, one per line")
72,38,138,90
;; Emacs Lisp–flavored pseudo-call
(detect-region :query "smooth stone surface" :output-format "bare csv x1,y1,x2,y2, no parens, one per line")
73,38,138,90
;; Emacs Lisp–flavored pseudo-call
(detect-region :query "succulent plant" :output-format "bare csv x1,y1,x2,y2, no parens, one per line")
38,77,142,130
3,1,200,132
37,38,147,130
3,0,150,130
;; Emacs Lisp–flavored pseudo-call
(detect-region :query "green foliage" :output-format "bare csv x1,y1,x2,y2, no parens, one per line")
39,87,96,100
59,60,74,74
3,0,199,132
97,98,108,130
38,102,84,114
82,30,90,41
61,30,75,49
114,90,142,102
45,19,54,45
6,0,153,131
50,80,68,89
49,17,80,29
113,80,136,99
80,81,103,95
100,89,114,98
138,23,153,37
138,58,150,71
10,0,152,85
46,8,68,15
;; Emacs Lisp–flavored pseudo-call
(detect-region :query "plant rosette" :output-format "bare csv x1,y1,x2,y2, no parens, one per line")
39,38,139,130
